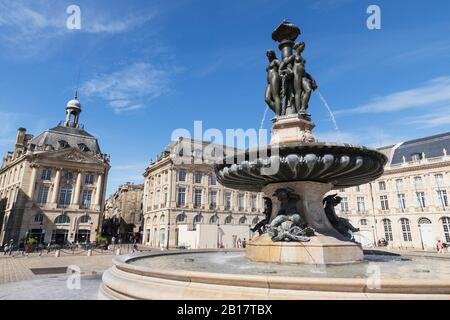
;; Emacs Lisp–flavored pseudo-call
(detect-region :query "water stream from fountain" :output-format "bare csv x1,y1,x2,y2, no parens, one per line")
317,89,343,143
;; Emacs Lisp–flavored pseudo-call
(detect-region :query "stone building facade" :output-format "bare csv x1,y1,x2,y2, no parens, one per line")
335,132,450,250
0,96,110,245
142,138,265,248
104,182,144,241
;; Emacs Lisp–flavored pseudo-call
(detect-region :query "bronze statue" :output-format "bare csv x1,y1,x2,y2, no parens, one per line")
323,194,359,241
250,197,272,235
264,50,281,116
267,188,313,242
264,21,318,119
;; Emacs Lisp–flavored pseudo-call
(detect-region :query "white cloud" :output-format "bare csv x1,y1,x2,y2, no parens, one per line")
337,76,450,115
81,63,179,113
0,1,155,59
404,107,450,128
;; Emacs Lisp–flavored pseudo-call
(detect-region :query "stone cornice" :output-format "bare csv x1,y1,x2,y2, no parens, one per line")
384,159,450,176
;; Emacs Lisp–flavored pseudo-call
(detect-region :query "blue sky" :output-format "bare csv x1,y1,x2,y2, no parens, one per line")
1,0,450,195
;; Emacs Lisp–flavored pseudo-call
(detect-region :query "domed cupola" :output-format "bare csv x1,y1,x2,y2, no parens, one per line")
64,92,82,128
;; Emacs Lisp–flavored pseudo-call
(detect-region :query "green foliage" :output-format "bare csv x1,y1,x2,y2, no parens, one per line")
26,238,38,245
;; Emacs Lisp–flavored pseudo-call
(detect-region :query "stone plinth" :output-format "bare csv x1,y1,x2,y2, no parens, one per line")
246,234,363,265
270,115,317,145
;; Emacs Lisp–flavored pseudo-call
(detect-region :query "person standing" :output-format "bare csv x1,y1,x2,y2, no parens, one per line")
242,238,247,249
236,238,242,248
437,240,445,254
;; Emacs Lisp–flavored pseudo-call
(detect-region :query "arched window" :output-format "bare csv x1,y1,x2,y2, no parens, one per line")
225,215,233,224
418,217,432,225
441,217,450,243
239,216,247,224
78,143,90,152
400,218,412,242
193,214,204,224
252,216,259,225
176,212,186,223
210,215,219,224
54,215,70,224
160,214,166,224
79,215,90,223
34,213,44,223
58,140,70,149
152,216,157,224
360,219,368,226
382,219,393,241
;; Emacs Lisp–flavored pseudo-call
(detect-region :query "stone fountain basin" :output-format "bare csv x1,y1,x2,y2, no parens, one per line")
98,250,450,300
214,142,387,192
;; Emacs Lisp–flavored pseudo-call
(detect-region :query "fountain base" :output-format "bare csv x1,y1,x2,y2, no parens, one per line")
246,234,364,265
270,114,317,145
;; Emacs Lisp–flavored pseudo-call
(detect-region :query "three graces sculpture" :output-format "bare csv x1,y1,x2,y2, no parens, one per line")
265,20,317,119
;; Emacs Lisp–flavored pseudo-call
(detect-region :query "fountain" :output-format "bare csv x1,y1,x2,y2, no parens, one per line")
215,20,386,264
99,21,450,299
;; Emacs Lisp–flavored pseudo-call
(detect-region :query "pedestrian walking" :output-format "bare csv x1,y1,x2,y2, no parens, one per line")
242,238,247,249
437,240,445,254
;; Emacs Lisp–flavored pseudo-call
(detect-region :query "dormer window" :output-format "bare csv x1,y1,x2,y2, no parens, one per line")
78,143,90,152
58,140,70,149
411,153,422,161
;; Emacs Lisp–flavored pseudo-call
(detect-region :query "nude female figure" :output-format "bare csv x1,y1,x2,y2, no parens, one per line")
264,50,281,116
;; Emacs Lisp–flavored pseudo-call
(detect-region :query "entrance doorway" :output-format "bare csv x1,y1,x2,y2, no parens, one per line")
29,229,44,244
75,229,90,243
418,218,434,249
51,229,68,245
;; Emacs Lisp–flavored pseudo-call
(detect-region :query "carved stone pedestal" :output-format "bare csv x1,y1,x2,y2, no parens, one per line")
246,234,363,265
270,114,317,145
246,181,364,265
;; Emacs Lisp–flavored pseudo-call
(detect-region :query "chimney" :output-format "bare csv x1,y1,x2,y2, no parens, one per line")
15,127,26,147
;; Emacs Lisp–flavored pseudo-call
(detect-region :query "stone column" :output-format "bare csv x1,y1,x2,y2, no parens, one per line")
72,171,83,207
50,169,62,207
28,165,38,201
94,174,103,207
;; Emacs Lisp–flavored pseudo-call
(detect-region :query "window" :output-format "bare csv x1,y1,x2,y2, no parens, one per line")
84,174,94,185
238,193,245,211
400,218,412,242
79,215,90,223
81,190,92,209
194,189,202,208
177,170,187,182
357,197,365,213
355,185,361,192
41,169,51,180
34,213,44,223
210,215,219,224
194,172,202,184
54,215,70,224
438,190,448,208
395,179,403,190
176,213,186,223
340,197,349,212
58,185,72,207
78,143,90,152
37,186,49,204
416,192,426,209
382,219,393,241
442,217,450,243
239,216,247,224
380,195,389,211
224,191,232,210
339,188,346,192
209,190,217,209
251,195,257,212
64,171,73,181
252,216,259,225
163,191,168,208
225,215,233,224
435,174,444,187
58,140,69,149
414,176,423,189
193,214,204,224
177,187,186,207
397,193,406,210
378,181,386,191
411,153,422,161
360,219,368,226
209,175,217,185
